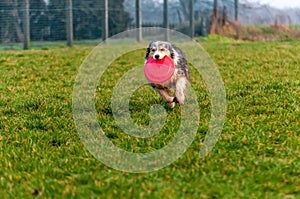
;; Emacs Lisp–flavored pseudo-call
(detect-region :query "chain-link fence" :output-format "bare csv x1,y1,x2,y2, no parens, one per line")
0,0,221,50
0,0,134,49
1,0,299,50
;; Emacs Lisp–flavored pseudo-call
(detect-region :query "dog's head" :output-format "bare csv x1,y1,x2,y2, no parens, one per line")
145,41,174,61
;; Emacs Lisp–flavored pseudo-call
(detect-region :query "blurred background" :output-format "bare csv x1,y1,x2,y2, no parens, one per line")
0,0,300,49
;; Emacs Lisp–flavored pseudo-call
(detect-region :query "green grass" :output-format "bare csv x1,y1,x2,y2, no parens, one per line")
0,40,102,51
0,40,299,198
197,34,242,43
291,24,300,30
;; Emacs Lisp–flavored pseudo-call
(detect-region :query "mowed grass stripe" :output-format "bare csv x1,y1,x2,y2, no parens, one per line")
0,41,299,198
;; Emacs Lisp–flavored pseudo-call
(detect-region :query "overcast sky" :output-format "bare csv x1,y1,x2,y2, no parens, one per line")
243,0,300,9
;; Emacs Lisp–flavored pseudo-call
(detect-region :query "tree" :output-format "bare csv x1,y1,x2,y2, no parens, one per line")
47,0,66,40
72,0,131,40
108,0,131,36
72,0,102,40
189,0,194,38
30,0,49,40
0,0,23,42
178,0,189,21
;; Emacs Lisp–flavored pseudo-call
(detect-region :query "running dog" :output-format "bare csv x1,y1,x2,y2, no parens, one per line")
145,41,190,108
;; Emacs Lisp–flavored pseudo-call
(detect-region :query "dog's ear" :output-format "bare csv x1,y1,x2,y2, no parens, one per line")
170,49,175,59
145,41,154,60
170,48,176,59
145,47,150,60
165,43,175,59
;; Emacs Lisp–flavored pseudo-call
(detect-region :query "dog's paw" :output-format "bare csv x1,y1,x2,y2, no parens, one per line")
170,102,176,108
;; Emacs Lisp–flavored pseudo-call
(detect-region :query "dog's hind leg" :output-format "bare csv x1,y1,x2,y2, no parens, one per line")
175,77,188,105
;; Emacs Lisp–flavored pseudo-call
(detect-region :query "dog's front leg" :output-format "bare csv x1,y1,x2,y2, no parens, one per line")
154,88,174,103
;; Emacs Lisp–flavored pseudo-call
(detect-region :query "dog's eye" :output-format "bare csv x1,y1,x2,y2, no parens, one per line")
151,49,156,52
160,48,165,51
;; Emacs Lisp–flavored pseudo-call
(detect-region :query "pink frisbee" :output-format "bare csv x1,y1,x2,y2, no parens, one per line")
144,56,175,83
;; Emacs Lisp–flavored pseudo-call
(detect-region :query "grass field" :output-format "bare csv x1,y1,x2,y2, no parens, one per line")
0,40,299,198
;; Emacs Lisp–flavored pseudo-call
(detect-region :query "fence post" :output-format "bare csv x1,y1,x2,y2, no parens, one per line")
23,0,30,50
66,0,73,47
189,0,194,38
136,0,142,42
163,0,169,41
103,0,108,42
213,0,219,19
234,0,238,21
